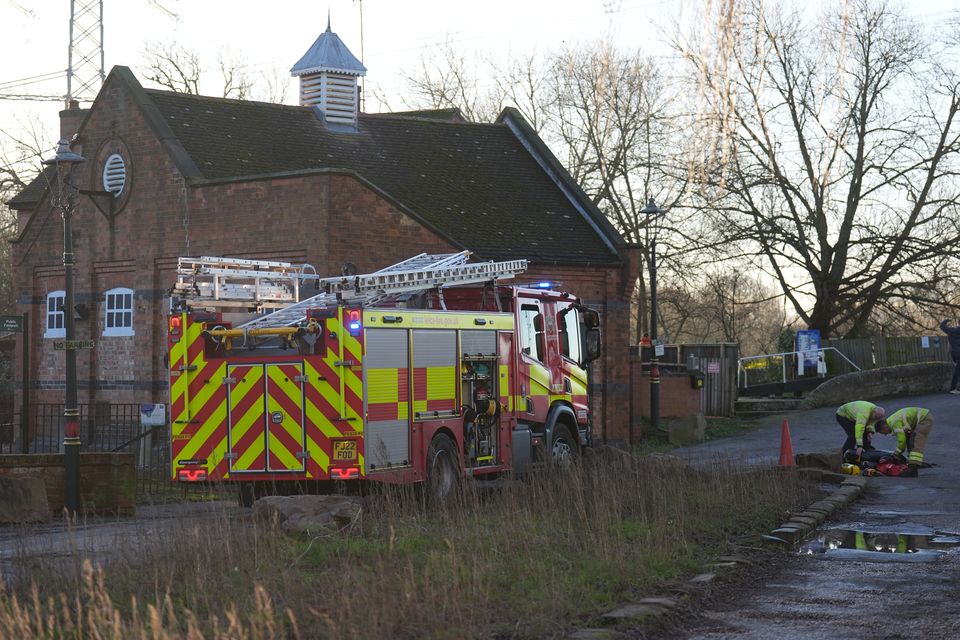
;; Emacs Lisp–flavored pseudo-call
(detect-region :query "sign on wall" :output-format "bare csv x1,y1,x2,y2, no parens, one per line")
795,329,821,373
0,315,23,333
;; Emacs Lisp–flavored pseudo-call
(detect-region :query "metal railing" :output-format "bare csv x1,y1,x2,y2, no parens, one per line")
738,347,861,390
0,404,174,499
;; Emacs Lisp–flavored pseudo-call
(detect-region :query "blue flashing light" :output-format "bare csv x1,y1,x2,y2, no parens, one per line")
537,281,552,289
346,309,362,335
348,321,361,331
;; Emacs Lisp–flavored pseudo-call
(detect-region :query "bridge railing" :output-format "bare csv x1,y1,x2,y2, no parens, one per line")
738,347,861,391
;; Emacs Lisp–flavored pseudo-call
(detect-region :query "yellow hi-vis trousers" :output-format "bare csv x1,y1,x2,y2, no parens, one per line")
907,415,934,465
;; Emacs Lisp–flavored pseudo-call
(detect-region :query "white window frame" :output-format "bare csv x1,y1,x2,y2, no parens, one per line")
103,287,135,337
44,290,65,338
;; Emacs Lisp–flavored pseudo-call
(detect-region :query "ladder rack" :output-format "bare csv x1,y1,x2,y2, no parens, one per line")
170,251,528,331
171,256,319,308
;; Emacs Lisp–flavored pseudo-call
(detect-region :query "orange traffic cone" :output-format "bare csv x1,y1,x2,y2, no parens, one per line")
779,419,795,467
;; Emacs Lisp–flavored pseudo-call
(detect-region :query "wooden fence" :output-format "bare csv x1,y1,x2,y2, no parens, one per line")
823,335,950,370
634,342,739,417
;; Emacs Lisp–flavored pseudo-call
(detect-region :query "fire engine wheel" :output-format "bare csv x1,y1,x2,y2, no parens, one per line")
551,424,579,471
426,433,460,505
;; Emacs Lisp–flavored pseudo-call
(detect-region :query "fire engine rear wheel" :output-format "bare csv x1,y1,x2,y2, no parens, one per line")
551,424,578,470
426,433,460,505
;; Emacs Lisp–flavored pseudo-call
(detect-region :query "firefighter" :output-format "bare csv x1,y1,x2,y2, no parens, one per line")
835,401,885,457
876,407,933,476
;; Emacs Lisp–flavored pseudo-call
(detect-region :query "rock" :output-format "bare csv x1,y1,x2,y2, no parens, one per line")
689,572,717,583
637,597,680,609
602,603,671,620
252,495,363,535
0,476,50,523
667,413,707,446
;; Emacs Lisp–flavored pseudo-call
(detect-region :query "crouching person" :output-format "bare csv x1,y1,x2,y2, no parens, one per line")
836,401,885,457
877,407,933,476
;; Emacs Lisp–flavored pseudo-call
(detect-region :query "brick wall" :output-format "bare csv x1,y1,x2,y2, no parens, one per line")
630,357,704,442
0,452,135,515
12,72,635,448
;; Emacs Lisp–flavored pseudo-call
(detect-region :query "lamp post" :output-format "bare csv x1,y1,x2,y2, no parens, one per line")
641,198,664,432
43,139,86,515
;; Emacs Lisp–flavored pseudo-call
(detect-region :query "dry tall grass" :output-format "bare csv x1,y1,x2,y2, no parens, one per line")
0,451,814,639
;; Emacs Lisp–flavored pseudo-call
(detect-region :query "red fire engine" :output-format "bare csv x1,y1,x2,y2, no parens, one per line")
167,252,600,504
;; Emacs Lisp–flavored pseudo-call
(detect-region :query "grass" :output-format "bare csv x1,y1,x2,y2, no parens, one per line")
0,451,815,639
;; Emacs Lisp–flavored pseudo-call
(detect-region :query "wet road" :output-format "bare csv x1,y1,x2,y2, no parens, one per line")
673,392,960,640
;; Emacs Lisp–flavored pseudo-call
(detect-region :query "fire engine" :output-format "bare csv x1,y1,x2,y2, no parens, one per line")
167,251,600,504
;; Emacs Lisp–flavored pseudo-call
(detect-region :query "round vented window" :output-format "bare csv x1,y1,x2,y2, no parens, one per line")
102,153,126,197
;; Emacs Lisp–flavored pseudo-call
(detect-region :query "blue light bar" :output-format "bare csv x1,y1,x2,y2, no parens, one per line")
537,281,551,289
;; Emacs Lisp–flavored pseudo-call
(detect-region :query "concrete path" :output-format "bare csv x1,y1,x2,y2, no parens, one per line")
672,392,960,640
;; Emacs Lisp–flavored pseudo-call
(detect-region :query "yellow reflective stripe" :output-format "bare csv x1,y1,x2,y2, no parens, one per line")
178,402,228,462
426,366,456,399
398,401,408,420
236,438,265,470
367,369,398,403
305,433,331,472
268,437,300,469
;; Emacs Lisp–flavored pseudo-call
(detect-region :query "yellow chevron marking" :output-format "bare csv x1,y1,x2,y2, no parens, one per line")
236,437,265,470
305,432,331,473
177,400,227,462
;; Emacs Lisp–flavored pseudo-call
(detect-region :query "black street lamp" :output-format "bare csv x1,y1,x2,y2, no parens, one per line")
43,139,86,515
641,198,665,432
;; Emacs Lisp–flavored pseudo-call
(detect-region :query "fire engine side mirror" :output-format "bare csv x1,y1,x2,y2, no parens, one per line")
583,328,601,364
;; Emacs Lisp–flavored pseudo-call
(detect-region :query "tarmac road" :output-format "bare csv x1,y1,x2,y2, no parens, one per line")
671,392,960,640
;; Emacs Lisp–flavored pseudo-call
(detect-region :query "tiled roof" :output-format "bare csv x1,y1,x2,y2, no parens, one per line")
145,90,621,265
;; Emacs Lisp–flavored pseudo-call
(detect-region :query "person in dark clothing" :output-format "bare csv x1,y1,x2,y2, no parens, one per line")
940,320,960,393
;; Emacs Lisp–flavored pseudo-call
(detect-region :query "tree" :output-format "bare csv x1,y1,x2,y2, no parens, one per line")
141,42,287,102
0,115,49,315
678,0,960,337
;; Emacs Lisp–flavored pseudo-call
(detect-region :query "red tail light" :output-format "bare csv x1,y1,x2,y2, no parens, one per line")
178,468,207,482
169,316,182,335
331,467,360,480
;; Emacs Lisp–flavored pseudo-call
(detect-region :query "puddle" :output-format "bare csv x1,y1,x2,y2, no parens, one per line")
798,529,960,563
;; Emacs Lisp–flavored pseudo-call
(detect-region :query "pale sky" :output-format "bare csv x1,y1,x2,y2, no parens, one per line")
0,0,690,155
0,0,957,160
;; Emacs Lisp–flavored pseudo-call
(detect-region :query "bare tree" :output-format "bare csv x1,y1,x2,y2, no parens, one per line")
0,115,49,314
141,42,280,102
678,0,960,337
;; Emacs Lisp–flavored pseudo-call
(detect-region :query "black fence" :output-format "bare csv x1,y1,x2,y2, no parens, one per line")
0,404,173,498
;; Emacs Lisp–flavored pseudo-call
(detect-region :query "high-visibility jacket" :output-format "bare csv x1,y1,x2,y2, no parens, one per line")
836,400,882,448
886,407,932,464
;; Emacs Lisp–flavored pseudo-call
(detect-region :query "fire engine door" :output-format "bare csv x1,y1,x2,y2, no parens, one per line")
226,363,306,473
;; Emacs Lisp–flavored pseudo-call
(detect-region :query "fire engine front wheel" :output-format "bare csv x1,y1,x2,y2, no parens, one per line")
551,424,579,470
426,433,460,505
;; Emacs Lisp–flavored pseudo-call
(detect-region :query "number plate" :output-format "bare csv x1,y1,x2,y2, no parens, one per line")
333,440,357,461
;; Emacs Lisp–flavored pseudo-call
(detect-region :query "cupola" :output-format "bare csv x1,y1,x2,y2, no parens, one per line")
290,17,366,129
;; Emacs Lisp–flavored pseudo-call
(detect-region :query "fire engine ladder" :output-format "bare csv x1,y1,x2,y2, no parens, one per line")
236,251,527,331
172,255,319,306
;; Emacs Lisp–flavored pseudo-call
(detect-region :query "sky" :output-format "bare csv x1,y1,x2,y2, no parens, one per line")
0,0,692,157
0,0,957,162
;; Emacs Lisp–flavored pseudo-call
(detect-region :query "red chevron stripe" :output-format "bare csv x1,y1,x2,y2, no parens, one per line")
268,424,303,470
344,377,363,418
186,384,228,436
192,421,228,464
231,412,266,470
313,357,341,389
305,381,340,422
170,392,185,423
211,457,229,481
188,362,219,400
187,330,205,362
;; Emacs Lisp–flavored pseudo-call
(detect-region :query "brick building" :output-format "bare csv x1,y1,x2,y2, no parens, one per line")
8,26,638,442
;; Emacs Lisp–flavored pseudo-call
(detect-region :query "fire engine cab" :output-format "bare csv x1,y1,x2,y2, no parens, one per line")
167,251,600,504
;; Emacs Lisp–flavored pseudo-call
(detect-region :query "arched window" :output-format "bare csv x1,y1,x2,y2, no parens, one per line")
44,291,65,338
103,287,134,336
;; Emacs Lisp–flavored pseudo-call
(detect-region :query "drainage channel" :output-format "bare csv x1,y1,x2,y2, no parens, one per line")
798,528,960,563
